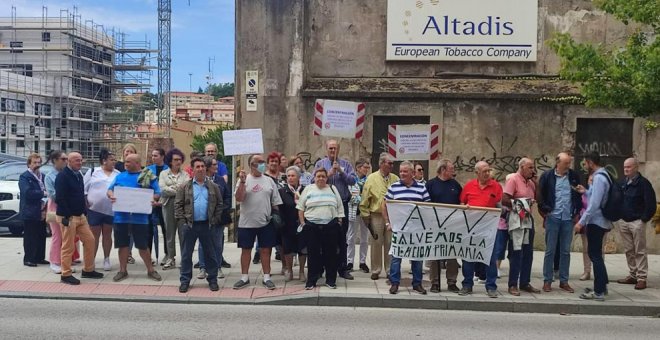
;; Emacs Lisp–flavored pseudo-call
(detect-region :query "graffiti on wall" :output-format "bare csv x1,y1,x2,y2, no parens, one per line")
295,152,322,171
453,136,554,181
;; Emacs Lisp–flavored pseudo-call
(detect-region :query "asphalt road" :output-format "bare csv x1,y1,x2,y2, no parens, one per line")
1,298,658,339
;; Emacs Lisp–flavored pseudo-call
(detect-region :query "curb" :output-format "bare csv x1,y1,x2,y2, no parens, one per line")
2,291,659,317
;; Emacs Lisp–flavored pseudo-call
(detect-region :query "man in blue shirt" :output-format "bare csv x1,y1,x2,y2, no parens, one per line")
175,157,224,292
107,154,162,282
205,142,228,182
575,152,612,301
314,139,356,280
425,159,462,293
539,152,582,293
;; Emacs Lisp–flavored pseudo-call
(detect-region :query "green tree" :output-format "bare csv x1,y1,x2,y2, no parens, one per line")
549,0,659,120
206,82,235,98
197,86,204,94
190,124,234,172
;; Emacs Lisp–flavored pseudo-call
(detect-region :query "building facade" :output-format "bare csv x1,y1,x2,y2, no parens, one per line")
235,0,660,252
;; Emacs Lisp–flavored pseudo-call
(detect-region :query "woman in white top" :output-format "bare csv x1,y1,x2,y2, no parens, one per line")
84,149,120,271
158,148,190,270
296,168,344,290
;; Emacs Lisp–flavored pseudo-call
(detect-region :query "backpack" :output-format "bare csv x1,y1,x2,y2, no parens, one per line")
597,172,624,221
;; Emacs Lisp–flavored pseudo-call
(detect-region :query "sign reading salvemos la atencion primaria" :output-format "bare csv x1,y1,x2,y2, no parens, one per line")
386,0,538,62
386,201,500,264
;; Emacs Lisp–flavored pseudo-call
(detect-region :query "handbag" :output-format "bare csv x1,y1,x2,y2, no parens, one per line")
45,211,57,223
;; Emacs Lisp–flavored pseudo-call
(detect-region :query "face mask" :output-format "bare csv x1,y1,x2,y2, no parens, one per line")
257,163,267,174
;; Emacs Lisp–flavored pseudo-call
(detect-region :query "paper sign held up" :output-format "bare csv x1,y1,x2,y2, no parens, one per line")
313,99,365,139
222,129,264,156
388,124,440,160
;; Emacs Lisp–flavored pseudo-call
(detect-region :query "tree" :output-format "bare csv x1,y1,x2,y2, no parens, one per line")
549,0,659,120
190,124,234,170
206,82,235,98
197,86,204,94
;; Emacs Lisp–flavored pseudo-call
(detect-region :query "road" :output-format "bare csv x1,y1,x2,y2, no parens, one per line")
1,298,658,339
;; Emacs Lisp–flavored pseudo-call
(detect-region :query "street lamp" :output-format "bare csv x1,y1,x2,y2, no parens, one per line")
188,72,193,92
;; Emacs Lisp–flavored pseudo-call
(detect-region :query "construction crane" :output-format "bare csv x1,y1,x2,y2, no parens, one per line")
157,0,171,136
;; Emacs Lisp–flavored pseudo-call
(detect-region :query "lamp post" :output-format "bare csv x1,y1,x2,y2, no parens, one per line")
188,72,192,92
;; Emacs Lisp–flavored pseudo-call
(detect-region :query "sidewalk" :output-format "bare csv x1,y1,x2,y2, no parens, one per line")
1,236,659,316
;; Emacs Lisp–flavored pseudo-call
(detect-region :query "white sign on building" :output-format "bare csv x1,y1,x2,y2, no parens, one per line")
386,0,538,62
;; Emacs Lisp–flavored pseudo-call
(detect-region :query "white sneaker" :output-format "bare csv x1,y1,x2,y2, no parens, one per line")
51,264,62,274
218,268,225,279
197,268,207,279
103,258,111,271
497,269,501,278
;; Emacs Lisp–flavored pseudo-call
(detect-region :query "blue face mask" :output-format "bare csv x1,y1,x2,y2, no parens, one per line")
257,163,267,174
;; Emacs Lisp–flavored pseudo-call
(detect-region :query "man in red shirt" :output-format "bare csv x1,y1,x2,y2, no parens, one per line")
458,161,503,298
503,157,540,296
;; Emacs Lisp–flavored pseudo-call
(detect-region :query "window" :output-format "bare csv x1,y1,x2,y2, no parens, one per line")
61,120,67,129
45,141,51,154
55,127,61,137
68,142,74,149
17,140,25,148
0,140,5,153
35,103,51,116
61,142,66,151
1,98,25,112
34,141,39,153
10,124,17,135
29,126,35,136
42,32,51,42
9,41,23,53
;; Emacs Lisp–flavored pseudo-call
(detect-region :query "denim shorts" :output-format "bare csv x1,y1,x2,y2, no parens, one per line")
114,223,150,250
237,223,277,249
87,210,114,227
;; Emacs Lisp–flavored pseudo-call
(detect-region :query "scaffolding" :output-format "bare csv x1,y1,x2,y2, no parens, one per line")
0,6,156,162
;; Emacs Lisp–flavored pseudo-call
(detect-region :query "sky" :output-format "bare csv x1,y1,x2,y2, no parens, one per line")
4,0,235,92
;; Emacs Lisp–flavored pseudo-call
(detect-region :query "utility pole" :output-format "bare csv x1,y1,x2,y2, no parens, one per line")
157,0,171,136
188,72,193,92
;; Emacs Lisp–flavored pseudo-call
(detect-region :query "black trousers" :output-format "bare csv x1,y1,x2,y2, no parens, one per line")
148,208,167,257
23,219,46,264
305,219,340,287
336,200,349,276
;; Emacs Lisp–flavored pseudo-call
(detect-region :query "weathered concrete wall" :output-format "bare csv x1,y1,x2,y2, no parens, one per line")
235,0,660,252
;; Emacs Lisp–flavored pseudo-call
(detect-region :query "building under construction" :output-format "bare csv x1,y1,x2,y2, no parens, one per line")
0,7,156,162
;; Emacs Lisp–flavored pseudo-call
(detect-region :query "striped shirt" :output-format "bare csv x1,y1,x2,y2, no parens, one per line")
385,180,430,203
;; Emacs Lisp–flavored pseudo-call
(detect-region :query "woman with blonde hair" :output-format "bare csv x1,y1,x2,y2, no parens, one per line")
115,143,138,172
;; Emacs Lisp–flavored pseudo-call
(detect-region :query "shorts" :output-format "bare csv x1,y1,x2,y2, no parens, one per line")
237,223,277,249
114,223,150,250
87,210,114,226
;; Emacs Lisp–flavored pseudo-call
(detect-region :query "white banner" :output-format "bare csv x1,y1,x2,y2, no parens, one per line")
386,201,500,264
386,0,538,61
222,129,264,156
112,187,154,215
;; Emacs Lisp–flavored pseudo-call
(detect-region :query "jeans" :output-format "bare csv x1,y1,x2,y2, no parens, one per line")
543,216,574,283
587,224,609,295
390,258,422,286
463,245,499,291
494,229,509,261
180,222,218,284
199,225,224,269
508,227,535,288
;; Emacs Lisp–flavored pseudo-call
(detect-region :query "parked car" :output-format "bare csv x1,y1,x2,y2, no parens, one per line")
0,162,88,236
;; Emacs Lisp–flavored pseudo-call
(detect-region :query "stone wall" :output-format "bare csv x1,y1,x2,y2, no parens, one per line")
235,0,660,252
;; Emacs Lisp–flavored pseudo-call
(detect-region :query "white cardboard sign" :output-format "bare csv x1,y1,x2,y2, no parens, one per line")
222,129,264,156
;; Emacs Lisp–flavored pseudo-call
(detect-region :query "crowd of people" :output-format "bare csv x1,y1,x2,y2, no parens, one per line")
17,139,657,300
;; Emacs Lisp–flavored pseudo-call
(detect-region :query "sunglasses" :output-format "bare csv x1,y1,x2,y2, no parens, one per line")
416,168,424,172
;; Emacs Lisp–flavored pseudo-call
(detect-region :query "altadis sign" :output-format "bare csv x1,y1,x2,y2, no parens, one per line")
387,0,538,62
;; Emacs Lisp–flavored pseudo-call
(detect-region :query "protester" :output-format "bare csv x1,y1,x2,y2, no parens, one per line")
382,161,430,295
458,161,503,298
196,157,232,279
107,154,162,282
158,148,189,270
575,152,612,301
175,157,223,293
297,168,344,289
425,159,462,293
346,158,371,273
45,151,67,273
578,174,594,281
184,151,204,178
314,139,356,280
204,142,229,182
55,152,104,284
290,155,313,186
360,152,399,281
279,154,288,174
413,162,426,185
616,157,657,290
233,154,283,290
538,152,582,293
83,149,120,271
265,151,286,187
19,153,48,267
148,148,169,264
278,166,306,281
503,158,541,296
115,143,137,172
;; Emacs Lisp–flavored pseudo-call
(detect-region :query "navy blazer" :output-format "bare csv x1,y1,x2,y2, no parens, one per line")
18,170,45,221
538,168,582,219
